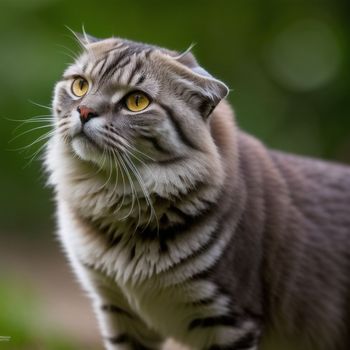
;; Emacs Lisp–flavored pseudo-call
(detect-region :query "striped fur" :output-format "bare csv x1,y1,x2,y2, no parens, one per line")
45,36,350,350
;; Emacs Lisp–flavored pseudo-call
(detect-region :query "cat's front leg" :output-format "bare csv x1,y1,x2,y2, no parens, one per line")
57,202,164,349
190,317,262,350
75,261,164,350
96,299,164,350
205,331,260,350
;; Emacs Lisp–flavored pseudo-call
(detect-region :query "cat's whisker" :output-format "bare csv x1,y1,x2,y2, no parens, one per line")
101,134,155,228
23,141,50,168
104,138,148,193
28,100,53,112
14,118,53,125
97,147,109,176
57,128,70,144
109,150,123,213
122,142,155,166
107,125,155,162
6,115,53,123
100,130,140,213
114,141,150,171
98,148,114,192
122,153,143,232
86,147,107,184
6,115,53,134
171,42,197,61
103,138,153,216
12,117,54,160
109,149,120,206
17,127,56,168
105,150,115,191
65,26,98,62
119,157,137,222
103,130,154,170
122,151,150,208
10,124,53,143
123,152,158,232
58,51,79,62
81,24,89,42
117,151,137,222
93,140,119,192
56,44,80,61
12,130,56,152
65,25,88,51
111,150,128,218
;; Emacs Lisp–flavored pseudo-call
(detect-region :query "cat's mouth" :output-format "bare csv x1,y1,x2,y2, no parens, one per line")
71,131,103,161
74,131,101,149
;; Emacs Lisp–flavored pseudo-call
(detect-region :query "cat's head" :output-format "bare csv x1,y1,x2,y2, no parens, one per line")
48,35,229,200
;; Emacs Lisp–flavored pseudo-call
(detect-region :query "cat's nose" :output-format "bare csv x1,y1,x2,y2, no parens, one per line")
77,105,99,124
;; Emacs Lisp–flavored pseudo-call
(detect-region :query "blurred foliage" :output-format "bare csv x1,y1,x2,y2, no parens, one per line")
0,0,349,242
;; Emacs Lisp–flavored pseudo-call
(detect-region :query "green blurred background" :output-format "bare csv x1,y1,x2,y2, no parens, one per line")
0,0,349,349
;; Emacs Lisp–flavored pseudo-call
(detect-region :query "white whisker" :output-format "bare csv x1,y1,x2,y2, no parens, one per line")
12,130,55,151
28,100,53,111
65,25,88,51
107,125,155,161
101,131,157,229
111,150,127,215
117,151,137,222
97,148,113,192
123,152,158,233
10,124,53,143
6,115,53,134
122,153,143,232
122,143,154,169
109,149,120,203
55,44,80,61
23,141,49,168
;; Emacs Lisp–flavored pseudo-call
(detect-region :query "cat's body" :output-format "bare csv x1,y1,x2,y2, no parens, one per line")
45,36,350,350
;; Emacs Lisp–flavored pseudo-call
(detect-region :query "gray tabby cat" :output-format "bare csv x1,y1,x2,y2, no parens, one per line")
45,35,350,350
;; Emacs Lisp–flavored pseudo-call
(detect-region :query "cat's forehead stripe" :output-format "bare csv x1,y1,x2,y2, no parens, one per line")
98,47,132,83
80,40,156,86
87,39,155,67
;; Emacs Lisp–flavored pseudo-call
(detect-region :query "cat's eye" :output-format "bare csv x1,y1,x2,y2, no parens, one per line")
71,77,89,97
125,92,150,112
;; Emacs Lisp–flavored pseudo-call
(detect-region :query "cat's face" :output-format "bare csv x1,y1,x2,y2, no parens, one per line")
52,37,228,166
48,36,230,211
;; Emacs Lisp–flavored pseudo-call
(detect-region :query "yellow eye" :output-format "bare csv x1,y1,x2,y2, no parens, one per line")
125,92,150,112
71,77,89,97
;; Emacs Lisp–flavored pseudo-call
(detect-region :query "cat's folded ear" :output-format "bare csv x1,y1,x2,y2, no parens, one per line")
163,50,229,118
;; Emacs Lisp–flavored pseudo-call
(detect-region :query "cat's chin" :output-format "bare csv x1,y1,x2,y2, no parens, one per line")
71,135,102,163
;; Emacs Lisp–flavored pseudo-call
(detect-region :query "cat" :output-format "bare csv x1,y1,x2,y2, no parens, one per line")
44,34,350,350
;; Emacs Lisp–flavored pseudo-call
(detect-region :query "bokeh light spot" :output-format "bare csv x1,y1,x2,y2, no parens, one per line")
265,19,342,91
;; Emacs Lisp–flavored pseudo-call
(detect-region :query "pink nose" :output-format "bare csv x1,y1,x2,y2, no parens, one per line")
77,105,98,124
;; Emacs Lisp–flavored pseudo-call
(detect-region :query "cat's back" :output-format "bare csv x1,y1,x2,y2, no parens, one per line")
235,132,350,239
263,149,350,350
270,150,350,231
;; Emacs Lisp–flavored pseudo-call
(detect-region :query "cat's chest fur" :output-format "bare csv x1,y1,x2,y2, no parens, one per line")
59,198,225,345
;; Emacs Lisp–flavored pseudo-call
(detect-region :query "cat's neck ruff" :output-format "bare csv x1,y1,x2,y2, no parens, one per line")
46,133,224,231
